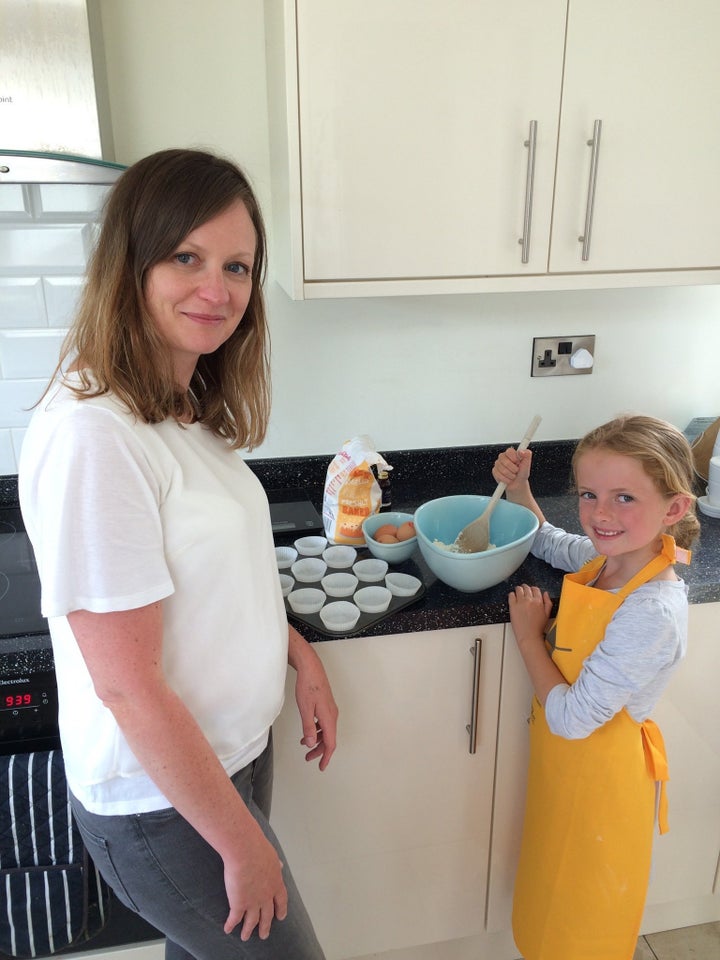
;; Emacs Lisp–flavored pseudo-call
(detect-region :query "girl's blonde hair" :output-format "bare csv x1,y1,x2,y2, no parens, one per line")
571,415,700,549
46,148,271,450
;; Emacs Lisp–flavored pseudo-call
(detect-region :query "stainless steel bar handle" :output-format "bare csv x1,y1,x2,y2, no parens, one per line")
519,120,538,264
466,637,483,755
579,119,602,261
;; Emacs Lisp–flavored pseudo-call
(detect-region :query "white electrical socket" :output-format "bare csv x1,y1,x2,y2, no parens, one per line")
531,335,596,378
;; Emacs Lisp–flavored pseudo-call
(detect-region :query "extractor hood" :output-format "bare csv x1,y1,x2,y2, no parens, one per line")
0,149,124,184
0,0,113,159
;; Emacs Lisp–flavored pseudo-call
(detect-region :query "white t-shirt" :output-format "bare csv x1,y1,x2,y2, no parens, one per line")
19,378,288,815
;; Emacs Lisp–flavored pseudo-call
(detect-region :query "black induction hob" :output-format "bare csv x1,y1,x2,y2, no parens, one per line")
0,505,46,641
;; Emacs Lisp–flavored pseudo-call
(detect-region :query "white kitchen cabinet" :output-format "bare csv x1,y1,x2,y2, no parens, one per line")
266,0,566,287
486,604,720,937
642,601,720,932
265,0,720,298
484,625,532,936
550,2,720,275
271,625,504,960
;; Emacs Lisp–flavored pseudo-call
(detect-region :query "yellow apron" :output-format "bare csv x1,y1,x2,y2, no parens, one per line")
512,535,685,960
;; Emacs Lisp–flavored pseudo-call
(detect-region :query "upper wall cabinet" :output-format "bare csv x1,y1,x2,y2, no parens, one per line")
265,1,720,299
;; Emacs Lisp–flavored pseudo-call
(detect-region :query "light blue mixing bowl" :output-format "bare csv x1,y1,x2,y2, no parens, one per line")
414,495,539,593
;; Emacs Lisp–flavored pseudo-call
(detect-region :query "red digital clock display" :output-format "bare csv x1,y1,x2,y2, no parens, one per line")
4,693,35,709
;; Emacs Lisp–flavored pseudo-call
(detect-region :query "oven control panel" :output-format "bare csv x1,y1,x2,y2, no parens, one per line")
0,668,60,755
1,504,61,755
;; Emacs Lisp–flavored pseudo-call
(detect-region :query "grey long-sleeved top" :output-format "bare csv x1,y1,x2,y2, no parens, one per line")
530,523,688,739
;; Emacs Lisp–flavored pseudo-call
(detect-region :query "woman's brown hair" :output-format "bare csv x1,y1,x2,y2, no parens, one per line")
572,414,700,549
49,148,271,450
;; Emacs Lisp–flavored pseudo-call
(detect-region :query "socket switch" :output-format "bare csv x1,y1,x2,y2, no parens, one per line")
531,335,596,378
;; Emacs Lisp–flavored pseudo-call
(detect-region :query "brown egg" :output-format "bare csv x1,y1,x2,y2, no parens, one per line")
396,521,416,541
376,533,400,544
373,524,398,540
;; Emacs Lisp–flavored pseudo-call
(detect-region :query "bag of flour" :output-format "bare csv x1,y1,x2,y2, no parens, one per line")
323,436,393,545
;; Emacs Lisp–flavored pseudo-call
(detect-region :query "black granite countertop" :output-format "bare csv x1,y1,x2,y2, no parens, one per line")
273,490,720,642
248,438,720,642
3,434,719,646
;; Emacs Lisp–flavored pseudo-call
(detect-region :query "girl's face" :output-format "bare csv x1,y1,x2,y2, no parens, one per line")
575,449,686,564
144,200,256,387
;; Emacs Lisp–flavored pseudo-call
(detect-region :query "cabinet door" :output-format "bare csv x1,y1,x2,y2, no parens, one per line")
550,0,720,274
271,625,503,960
642,602,720,929
295,0,566,281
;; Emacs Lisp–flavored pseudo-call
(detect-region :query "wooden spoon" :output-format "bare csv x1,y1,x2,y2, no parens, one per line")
454,415,542,554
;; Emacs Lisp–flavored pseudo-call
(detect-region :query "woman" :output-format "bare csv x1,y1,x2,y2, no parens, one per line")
19,148,337,960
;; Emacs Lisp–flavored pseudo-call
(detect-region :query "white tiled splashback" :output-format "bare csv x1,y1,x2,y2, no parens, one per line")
0,182,110,474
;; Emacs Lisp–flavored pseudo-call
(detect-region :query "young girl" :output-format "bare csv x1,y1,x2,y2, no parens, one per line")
493,414,699,960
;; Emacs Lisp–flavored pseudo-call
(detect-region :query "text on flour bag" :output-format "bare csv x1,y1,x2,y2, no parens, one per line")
322,435,393,545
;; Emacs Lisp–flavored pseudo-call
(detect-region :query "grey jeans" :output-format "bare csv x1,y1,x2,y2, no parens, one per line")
70,736,326,960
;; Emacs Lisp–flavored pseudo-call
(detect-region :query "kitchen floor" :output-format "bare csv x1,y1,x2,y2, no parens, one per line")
633,921,719,959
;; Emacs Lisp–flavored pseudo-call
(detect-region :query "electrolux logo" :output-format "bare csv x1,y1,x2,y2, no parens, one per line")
4,677,30,684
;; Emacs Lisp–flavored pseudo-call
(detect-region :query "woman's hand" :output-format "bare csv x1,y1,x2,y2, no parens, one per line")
222,818,288,941
288,626,338,770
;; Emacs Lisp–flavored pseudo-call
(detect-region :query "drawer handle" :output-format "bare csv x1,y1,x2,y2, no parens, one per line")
519,120,538,264
466,636,483,754
578,118,603,261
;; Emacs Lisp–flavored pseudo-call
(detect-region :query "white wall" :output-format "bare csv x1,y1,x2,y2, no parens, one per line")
2,0,718,472
261,284,720,456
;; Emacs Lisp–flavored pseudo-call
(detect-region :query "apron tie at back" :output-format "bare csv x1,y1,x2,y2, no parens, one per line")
641,719,670,834
660,532,691,566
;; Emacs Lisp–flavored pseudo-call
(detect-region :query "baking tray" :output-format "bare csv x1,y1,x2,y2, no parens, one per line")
283,554,426,638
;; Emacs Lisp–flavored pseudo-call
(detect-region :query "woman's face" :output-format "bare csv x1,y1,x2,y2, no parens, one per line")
144,200,257,386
